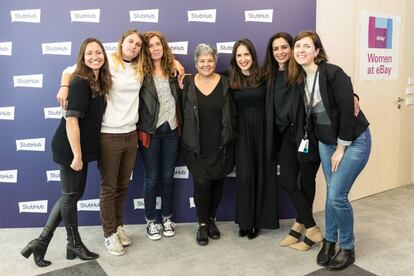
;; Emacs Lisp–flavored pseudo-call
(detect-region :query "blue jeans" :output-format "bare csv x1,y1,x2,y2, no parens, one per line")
141,122,180,222
319,128,371,249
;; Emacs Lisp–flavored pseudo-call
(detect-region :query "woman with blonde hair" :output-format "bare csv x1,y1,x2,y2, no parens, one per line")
57,29,146,256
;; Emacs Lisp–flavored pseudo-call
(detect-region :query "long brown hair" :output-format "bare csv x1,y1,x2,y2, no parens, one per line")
112,29,147,83
287,30,328,85
143,31,175,80
229,39,262,89
262,32,293,86
72,38,112,99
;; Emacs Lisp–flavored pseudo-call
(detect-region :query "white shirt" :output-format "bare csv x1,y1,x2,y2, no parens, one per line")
63,56,142,134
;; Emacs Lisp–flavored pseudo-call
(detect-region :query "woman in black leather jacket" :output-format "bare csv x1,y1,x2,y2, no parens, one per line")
138,31,181,241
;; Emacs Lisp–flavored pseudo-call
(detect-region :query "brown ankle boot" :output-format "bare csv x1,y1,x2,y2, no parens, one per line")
280,222,304,247
290,226,324,251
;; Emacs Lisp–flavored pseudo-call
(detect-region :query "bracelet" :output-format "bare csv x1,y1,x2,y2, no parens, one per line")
60,85,69,88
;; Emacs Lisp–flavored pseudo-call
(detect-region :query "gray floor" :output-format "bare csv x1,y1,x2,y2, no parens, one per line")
1,184,413,276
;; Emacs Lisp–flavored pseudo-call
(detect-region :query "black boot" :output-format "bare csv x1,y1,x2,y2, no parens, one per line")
317,239,336,266
21,226,55,267
239,229,249,237
66,226,99,260
208,218,220,240
326,247,355,271
196,224,209,246
248,228,260,240
21,238,52,267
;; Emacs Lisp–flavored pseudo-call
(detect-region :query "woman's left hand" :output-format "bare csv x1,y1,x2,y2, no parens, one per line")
173,59,186,89
331,144,346,172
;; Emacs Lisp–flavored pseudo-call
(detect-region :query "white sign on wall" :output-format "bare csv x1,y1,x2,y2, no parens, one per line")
360,11,400,80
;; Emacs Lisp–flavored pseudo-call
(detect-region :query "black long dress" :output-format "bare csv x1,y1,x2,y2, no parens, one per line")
232,83,278,230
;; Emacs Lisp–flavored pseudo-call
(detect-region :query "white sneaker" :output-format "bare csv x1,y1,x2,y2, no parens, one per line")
162,218,176,237
104,233,125,256
117,226,132,246
146,222,162,240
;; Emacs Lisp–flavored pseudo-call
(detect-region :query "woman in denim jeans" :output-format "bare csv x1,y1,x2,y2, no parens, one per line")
288,30,371,271
138,31,181,240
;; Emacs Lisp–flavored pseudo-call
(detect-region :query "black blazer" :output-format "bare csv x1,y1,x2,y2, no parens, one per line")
311,62,369,143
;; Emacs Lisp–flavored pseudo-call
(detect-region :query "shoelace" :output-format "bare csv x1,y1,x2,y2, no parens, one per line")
118,227,128,238
163,220,175,230
148,223,161,234
106,233,121,247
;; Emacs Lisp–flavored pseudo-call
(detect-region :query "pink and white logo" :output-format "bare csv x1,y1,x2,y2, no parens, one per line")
368,16,392,49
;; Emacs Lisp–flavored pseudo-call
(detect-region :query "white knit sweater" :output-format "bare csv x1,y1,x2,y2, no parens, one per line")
63,56,142,134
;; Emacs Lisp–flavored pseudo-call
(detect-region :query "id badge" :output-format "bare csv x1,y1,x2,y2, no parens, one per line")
298,139,309,153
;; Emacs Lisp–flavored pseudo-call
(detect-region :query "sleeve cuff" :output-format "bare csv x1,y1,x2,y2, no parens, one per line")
353,92,360,101
66,110,85,119
337,137,352,146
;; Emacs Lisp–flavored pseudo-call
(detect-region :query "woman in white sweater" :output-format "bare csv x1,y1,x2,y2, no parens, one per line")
58,29,146,256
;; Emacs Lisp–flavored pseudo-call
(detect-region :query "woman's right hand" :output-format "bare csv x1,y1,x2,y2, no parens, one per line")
57,86,69,109
70,155,83,171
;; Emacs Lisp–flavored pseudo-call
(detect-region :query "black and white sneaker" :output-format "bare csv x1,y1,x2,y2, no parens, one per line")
147,222,162,240
162,218,176,237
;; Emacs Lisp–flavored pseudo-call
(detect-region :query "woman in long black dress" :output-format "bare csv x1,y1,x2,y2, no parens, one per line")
181,43,236,246
229,39,279,239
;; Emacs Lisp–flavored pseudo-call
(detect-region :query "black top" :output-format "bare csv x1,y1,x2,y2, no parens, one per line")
232,83,266,110
52,76,106,165
188,81,228,179
273,70,294,133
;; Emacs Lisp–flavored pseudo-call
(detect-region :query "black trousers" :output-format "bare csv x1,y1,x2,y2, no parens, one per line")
41,164,88,238
193,177,224,224
279,126,320,228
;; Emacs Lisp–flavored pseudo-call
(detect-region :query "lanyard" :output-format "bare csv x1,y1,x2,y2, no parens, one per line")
303,69,319,139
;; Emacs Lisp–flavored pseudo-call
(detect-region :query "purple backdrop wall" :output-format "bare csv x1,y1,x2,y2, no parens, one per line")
0,0,316,228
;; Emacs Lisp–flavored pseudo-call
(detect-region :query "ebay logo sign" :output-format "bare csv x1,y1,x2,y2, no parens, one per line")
368,16,392,49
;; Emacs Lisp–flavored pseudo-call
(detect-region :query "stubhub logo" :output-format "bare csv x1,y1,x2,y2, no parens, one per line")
18,200,48,213
70,9,100,23
11,9,41,23
46,170,60,182
133,197,161,210
217,42,235,54
13,74,43,88
0,42,12,56
77,199,100,211
42,42,71,55
174,166,189,179
130,9,159,23
245,9,273,23
16,138,45,152
0,169,18,183
168,41,188,55
0,106,15,120
103,42,117,54
44,107,63,119
188,9,216,23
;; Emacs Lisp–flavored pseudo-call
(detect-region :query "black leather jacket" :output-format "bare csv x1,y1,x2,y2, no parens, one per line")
181,74,236,155
138,76,181,134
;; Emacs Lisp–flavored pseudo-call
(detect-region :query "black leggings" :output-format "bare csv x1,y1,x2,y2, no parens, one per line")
41,164,88,237
279,126,320,229
193,177,224,224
